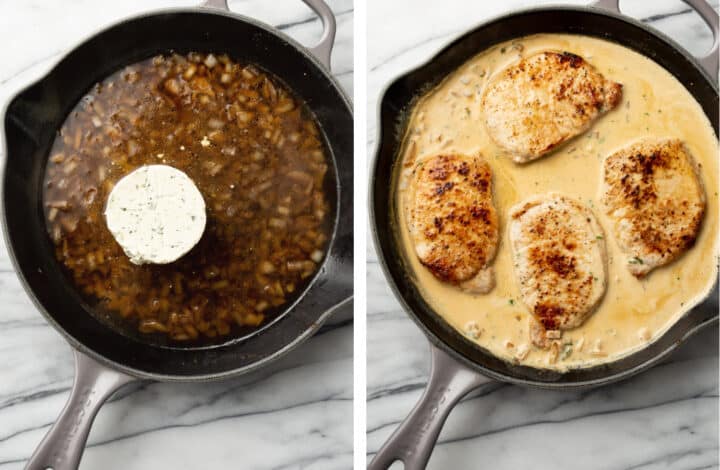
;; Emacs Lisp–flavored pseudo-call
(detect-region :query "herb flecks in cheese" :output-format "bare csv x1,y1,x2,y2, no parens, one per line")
104,165,206,265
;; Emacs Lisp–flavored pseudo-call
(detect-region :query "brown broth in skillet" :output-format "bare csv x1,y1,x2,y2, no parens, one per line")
43,52,331,343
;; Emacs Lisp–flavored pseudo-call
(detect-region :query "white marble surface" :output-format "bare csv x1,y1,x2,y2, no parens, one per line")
0,1,353,469
367,1,718,469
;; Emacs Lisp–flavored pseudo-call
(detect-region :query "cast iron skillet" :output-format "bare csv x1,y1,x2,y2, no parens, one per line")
369,1,718,468
1,1,352,469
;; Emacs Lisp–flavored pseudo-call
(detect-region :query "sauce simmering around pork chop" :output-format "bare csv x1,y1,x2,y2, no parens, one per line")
395,34,718,370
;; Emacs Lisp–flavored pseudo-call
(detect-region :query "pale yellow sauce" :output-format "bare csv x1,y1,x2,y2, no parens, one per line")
396,34,719,371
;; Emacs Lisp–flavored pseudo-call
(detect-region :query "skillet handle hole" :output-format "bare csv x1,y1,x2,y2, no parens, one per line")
617,0,715,57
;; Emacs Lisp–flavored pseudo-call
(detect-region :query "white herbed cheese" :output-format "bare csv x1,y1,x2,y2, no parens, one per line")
104,165,206,265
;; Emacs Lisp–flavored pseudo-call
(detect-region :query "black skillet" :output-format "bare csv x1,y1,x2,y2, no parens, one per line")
369,1,718,468
1,1,352,468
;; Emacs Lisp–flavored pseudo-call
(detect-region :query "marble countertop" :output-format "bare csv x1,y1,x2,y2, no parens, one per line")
367,1,718,469
0,1,353,469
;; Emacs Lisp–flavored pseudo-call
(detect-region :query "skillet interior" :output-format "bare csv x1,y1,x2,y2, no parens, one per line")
2,9,353,379
372,6,719,387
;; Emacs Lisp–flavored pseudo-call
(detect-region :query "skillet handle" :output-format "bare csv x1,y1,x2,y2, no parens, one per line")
26,350,135,470
368,343,489,470
201,0,337,71
299,0,337,71
592,0,719,81
683,0,719,80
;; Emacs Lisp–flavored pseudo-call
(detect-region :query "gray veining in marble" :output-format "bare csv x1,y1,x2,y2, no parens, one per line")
0,1,353,469
367,1,718,469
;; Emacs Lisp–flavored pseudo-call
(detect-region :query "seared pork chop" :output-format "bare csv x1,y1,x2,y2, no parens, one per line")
509,193,607,338
600,138,705,277
408,153,499,293
483,51,622,163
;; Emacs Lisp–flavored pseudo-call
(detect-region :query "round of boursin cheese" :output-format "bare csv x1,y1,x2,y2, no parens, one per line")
104,164,206,265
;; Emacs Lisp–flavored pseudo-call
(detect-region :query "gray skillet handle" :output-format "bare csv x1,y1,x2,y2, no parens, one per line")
26,350,134,470
592,0,719,81
368,343,488,470
202,0,337,70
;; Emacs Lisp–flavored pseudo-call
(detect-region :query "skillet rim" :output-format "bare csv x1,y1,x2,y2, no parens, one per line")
370,4,719,389
1,6,354,381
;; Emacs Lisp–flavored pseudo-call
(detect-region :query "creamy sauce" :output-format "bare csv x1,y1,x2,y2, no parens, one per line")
395,34,719,371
